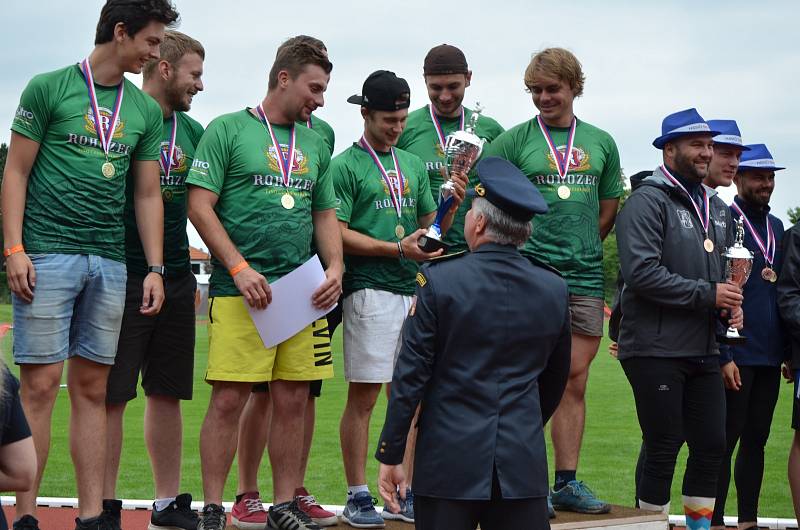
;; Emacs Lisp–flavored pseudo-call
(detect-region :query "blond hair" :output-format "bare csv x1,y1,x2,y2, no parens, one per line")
143,30,205,80
524,47,585,98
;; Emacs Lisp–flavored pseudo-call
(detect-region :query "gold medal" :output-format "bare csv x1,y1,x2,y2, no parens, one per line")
101,161,115,178
395,224,405,239
770,269,778,282
557,185,571,200
703,238,714,253
281,193,295,210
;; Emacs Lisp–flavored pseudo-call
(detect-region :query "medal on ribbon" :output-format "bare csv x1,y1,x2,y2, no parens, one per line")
359,135,405,240
661,165,714,253
429,104,465,155
537,115,577,200
731,202,777,282
80,58,124,178
256,104,296,209
159,115,178,180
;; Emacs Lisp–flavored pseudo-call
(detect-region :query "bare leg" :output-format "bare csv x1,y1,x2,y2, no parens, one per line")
103,401,126,499
268,380,310,504
16,363,64,518
790,430,800,522
340,383,382,487
145,395,183,498
299,397,315,483
199,382,251,505
237,391,271,494
551,333,601,474
67,357,113,519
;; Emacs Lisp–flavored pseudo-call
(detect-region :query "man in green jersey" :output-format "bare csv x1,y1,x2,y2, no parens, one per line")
2,2,177,529
335,70,465,528
102,30,205,530
235,34,339,528
484,47,622,516
187,41,343,530
397,44,504,253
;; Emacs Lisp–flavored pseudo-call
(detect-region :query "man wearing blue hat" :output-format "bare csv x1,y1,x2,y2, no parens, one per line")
713,144,787,530
705,120,749,189
616,108,744,530
375,156,571,530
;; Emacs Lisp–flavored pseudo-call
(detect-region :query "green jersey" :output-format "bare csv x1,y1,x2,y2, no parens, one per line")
10,64,162,262
484,118,623,297
332,143,437,296
397,105,504,252
186,109,336,297
300,115,335,156
124,111,204,277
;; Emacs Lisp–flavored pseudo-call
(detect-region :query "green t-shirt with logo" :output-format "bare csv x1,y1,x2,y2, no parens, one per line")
187,109,336,297
397,105,504,253
10,64,162,262
332,143,437,296
300,115,335,156
124,111,204,277
484,118,623,297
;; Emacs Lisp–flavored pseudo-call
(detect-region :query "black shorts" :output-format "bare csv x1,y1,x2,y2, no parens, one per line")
793,371,800,430
251,380,322,398
106,272,197,403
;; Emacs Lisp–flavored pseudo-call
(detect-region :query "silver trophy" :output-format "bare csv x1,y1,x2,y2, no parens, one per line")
719,218,753,344
418,104,486,253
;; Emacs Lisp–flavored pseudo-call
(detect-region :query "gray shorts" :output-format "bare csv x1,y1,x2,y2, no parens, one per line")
568,295,604,337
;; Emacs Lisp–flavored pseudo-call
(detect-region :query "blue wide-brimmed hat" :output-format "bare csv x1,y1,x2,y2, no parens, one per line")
468,157,548,221
707,119,750,151
653,108,720,149
738,144,785,172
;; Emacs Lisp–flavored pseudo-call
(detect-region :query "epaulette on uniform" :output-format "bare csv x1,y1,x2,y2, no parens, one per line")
417,251,468,288
526,254,563,277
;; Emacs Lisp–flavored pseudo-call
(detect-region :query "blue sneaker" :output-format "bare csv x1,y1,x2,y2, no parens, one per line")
551,480,611,514
341,492,385,528
381,488,414,523
547,495,555,518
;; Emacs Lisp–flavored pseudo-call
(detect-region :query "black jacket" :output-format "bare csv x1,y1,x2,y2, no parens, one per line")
615,167,732,359
375,243,571,500
778,222,800,367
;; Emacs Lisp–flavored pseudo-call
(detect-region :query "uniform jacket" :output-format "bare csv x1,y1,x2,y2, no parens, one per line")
778,223,800,368
725,196,787,367
375,243,571,500
615,166,732,359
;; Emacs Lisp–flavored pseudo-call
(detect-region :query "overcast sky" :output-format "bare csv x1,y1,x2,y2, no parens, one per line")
2,1,798,250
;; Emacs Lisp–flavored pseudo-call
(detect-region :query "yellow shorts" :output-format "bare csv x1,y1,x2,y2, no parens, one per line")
206,296,333,383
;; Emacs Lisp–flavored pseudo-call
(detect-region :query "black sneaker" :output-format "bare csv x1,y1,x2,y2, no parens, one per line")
102,499,123,529
74,514,117,530
267,500,321,530
197,504,226,530
149,493,199,530
13,515,40,530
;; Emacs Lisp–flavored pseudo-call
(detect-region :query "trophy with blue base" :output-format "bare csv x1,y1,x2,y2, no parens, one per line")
418,105,485,253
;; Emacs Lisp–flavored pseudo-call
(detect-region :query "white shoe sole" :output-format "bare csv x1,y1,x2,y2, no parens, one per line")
380,511,414,524
341,514,385,528
232,516,268,529
312,514,340,526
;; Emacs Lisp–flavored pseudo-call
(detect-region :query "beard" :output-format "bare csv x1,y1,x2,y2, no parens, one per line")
166,84,191,113
674,149,708,182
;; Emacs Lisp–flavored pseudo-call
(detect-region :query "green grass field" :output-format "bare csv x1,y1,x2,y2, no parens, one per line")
0,305,794,517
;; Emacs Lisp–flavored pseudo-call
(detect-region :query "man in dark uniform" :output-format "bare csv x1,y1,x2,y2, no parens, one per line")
375,156,572,530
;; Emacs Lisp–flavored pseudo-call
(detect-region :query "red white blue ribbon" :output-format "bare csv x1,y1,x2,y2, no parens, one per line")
731,201,775,266
661,165,710,236
359,135,404,220
306,117,313,129
256,104,295,187
429,104,465,153
80,57,124,160
537,115,576,182
159,115,178,179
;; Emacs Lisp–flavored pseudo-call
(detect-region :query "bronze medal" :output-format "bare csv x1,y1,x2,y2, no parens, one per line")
101,161,115,178
281,193,295,210
557,184,571,200
761,267,776,282
395,224,405,239
703,238,714,253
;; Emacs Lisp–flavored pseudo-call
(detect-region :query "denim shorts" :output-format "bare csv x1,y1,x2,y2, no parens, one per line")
12,253,127,365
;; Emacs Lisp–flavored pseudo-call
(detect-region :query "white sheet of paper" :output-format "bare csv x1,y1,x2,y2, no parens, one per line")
246,254,334,348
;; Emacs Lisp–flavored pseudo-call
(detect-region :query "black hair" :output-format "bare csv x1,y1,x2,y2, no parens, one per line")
95,0,179,45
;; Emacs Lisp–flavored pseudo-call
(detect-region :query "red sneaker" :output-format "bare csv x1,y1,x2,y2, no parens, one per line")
231,491,268,529
295,487,338,527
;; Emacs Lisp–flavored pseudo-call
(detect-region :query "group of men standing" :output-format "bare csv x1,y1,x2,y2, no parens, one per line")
3,1,800,530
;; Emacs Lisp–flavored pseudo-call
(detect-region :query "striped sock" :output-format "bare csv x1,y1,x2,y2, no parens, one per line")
684,495,715,530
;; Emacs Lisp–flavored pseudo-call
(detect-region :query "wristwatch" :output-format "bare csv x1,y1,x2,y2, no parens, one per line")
148,265,166,276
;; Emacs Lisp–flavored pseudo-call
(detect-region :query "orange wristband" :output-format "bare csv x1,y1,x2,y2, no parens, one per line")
3,244,24,258
229,261,249,277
